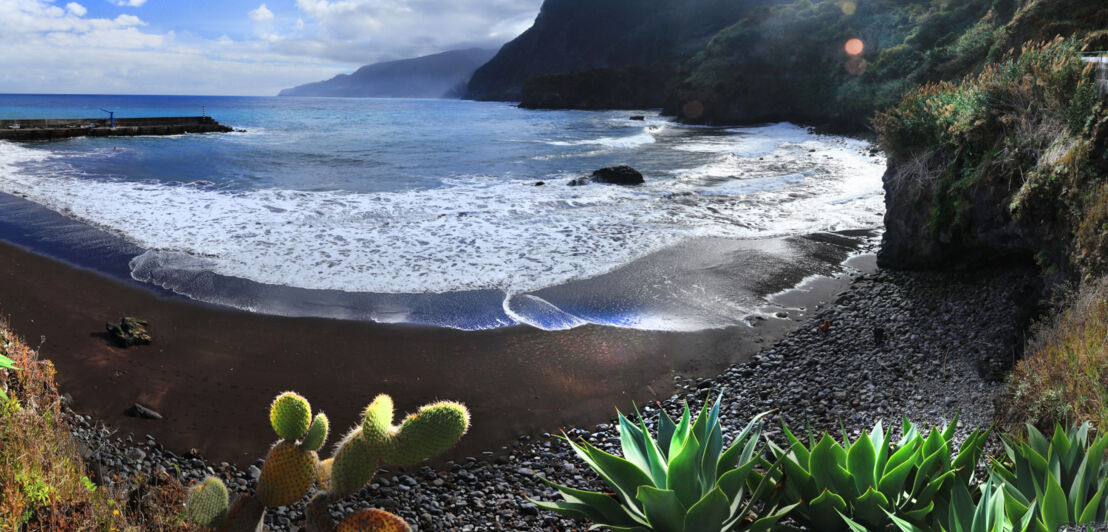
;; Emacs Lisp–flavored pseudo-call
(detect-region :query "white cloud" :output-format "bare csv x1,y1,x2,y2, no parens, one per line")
249,3,273,22
65,2,85,16
111,0,147,7
282,0,540,63
0,0,347,95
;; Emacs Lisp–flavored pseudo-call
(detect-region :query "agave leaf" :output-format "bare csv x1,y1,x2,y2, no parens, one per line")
885,509,930,532
716,465,754,506
878,448,918,503
670,404,692,459
1016,500,1039,532
667,431,703,509
847,433,878,495
810,489,848,527
1026,425,1049,458
941,413,960,442
538,477,643,527
887,438,922,473
1049,425,1071,471
531,499,602,522
835,510,870,532
780,422,812,466
597,525,652,532
744,502,799,532
999,482,1031,525
873,421,891,478
684,487,731,532
638,414,670,489
1040,472,1069,531
901,499,934,523
1078,479,1104,524
700,410,724,492
853,486,892,527
948,481,975,532
659,408,678,458
691,399,712,456
636,485,687,532
717,412,769,476
917,470,956,505
619,413,653,480
810,434,852,496
569,438,651,516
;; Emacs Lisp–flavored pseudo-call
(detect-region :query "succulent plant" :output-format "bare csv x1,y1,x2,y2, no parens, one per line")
184,392,469,532
534,396,794,531
765,416,989,532
889,479,1038,532
989,422,1108,532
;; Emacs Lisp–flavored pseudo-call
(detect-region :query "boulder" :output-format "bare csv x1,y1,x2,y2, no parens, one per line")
106,316,152,347
590,165,644,185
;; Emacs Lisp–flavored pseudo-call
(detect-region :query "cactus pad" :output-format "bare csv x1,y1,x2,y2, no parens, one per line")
220,493,266,532
186,477,229,528
337,509,413,532
270,392,312,442
300,413,330,452
256,442,318,508
361,394,394,446
382,401,470,466
316,457,334,491
329,428,382,498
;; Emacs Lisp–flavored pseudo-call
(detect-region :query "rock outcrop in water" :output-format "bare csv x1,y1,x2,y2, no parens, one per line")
106,316,152,347
568,166,644,186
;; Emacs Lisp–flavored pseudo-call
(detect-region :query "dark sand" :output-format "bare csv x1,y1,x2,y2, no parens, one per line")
0,239,829,466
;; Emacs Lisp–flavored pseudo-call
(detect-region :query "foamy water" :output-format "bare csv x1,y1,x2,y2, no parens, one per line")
0,97,884,330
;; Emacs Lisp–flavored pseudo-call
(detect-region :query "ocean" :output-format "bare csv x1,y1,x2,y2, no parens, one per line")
0,94,886,331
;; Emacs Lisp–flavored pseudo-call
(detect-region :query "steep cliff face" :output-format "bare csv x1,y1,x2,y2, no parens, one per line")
464,0,778,103
874,36,1108,280
279,48,496,99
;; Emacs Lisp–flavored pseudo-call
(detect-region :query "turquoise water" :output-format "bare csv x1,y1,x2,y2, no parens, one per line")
0,94,886,330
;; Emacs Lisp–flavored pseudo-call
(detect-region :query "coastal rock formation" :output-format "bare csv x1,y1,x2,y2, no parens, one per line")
568,166,644,186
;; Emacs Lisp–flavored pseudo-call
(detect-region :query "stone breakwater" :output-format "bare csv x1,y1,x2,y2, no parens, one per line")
63,265,1038,531
0,116,233,141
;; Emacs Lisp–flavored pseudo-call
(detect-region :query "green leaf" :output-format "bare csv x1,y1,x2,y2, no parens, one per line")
1041,473,1070,531
885,510,929,532
810,434,852,496
847,434,878,495
810,489,848,526
836,510,870,532
639,415,670,489
539,477,642,527
0,354,16,370
853,486,892,527
746,503,799,532
636,486,688,532
684,488,731,532
877,448,917,502
659,408,678,458
670,404,692,460
531,499,599,522
668,431,703,509
619,413,652,480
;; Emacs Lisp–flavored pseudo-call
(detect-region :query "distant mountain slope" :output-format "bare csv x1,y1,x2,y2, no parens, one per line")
279,48,497,99
464,0,781,104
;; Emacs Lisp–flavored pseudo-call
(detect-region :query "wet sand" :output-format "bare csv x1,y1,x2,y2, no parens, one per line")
0,239,820,466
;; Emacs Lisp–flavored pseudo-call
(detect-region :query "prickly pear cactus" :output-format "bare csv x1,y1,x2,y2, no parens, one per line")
256,442,318,508
361,394,394,446
300,413,330,452
382,402,470,466
186,477,229,528
337,509,413,532
184,392,470,532
270,392,312,442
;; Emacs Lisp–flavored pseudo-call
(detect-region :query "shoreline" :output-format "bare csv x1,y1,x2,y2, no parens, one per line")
58,261,1038,530
0,236,853,466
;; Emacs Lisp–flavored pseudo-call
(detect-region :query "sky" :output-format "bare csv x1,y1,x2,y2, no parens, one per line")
0,0,542,96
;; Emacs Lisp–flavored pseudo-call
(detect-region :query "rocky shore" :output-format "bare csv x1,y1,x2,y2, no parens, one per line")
63,263,1039,531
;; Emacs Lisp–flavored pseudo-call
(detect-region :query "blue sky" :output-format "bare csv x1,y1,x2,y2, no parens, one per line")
0,0,542,95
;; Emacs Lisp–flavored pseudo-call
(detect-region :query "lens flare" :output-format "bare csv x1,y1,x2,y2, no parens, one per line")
844,38,864,56
838,0,857,15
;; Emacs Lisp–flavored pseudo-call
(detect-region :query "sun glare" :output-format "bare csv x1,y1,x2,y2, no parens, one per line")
845,38,865,56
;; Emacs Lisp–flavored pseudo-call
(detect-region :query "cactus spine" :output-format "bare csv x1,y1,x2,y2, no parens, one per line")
184,392,469,532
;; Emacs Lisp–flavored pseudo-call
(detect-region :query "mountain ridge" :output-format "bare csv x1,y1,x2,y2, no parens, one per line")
279,48,497,99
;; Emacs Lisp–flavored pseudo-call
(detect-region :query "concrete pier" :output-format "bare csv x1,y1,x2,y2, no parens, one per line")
0,116,233,141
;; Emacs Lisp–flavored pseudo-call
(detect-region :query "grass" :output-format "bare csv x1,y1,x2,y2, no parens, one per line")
0,320,193,531
1004,278,1108,433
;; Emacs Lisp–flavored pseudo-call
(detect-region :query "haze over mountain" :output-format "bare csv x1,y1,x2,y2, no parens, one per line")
279,48,498,99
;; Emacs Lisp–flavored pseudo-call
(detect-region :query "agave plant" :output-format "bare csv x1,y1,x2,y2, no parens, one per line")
532,397,794,531
990,422,1108,531
888,479,1038,532
764,417,989,531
